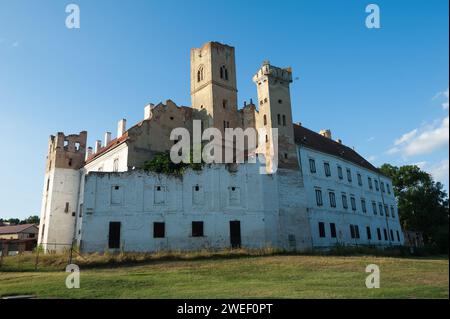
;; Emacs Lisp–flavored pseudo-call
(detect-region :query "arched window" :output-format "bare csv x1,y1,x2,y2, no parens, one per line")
220,65,228,80
197,66,204,82
263,115,267,125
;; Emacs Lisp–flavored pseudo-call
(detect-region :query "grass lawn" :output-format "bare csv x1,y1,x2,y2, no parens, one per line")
0,254,448,298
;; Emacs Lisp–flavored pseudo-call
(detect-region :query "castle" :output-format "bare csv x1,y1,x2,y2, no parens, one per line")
38,42,404,253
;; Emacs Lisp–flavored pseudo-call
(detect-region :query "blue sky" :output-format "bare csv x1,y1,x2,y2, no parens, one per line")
0,0,448,219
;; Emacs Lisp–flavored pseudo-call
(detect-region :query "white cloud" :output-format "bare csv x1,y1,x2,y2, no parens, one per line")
12,41,19,48
389,116,449,157
367,155,377,162
367,137,375,142
394,129,417,146
433,88,449,110
429,159,449,184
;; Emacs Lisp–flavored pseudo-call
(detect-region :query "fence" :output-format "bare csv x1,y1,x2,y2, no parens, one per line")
0,241,84,271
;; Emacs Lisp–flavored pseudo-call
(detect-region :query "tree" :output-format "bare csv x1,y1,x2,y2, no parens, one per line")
380,164,449,252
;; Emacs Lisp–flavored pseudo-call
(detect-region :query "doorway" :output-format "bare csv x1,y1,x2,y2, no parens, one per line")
229,220,241,248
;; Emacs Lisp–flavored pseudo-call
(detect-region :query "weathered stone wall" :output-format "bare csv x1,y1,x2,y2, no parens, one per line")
79,163,282,253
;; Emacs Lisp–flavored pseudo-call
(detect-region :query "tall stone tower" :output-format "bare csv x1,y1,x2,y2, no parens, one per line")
38,131,87,252
190,42,239,134
253,61,298,170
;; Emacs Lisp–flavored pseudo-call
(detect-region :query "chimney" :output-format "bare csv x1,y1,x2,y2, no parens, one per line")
94,140,102,153
104,132,111,146
85,147,93,160
319,129,332,139
117,119,126,138
144,104,153,120
336,138,342,144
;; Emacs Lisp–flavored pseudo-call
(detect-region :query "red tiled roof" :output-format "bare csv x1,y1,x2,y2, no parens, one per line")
293,124,381,175
0,224,38,235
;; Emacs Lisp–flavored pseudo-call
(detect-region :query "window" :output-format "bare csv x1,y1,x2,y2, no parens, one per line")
361,199,367,213
220,65,228,80
108,222,121,249
64,202,69,213
153,222,165,238
366,226,372,240
381,182,385,193
324,162,331,177
357,173,362,186
282,115,286,126
315,189,323,206
384,204,389,217
396,230,400,241
383,228,388,241
197,66,204,82
350,196,356,211
368,177,373,190
390,229,394,241
377,228,382,240
329,191,336,208
338,166,343,179
390,206,395,218
379,203,384,216
222,99,228,109
46,178,50,191
330,223,337,238
309,159,316,173
192,221,204,237
372,201,377,215
277,114,281,125
111,186,123,205
113,158,119,172
346,168,352,182
375,180,379,191
263,115,267,125
387,183,391,194
350,225,360,239
278,99,282,104
318,222,326,238
342,194,348,209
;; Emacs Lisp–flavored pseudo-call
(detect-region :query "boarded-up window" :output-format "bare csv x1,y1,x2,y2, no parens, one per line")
154,185,166,205
111,186,123,205
229,186,241,206
192,185,204,205
108,222,121,249
153,222,165,238
192,221,204,237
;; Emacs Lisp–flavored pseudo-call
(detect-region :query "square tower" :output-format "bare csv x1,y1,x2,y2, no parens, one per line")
190,42,239,134
253,62,299,170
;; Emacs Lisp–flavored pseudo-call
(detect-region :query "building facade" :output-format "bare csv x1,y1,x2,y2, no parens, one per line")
38,41,403,253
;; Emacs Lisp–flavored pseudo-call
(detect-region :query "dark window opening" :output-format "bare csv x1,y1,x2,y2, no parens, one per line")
282,115,286,126
366,226,372,240
318,222,326,238
153,222,165,238
377,228,382,240
192,221,204,237
64,202,69,213
330,223,337,238
108,222,121,249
